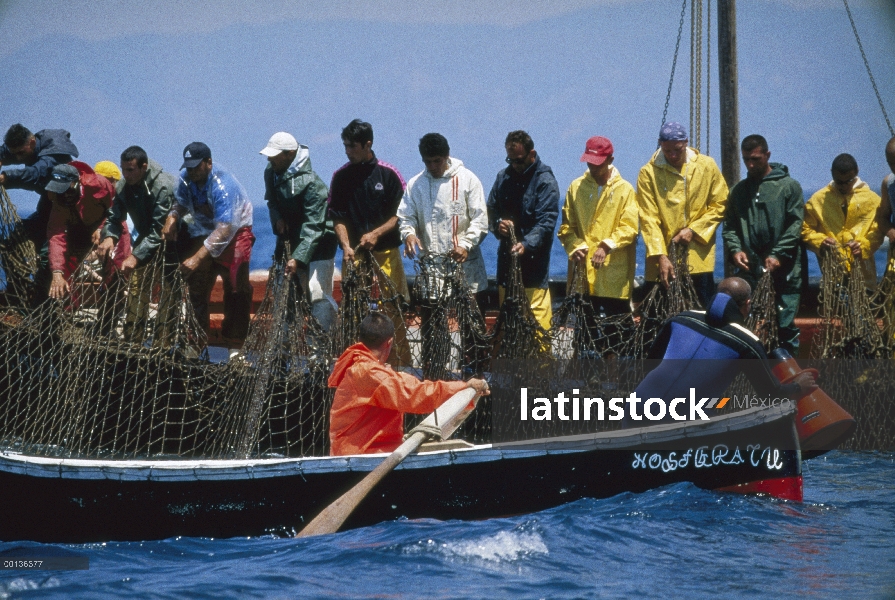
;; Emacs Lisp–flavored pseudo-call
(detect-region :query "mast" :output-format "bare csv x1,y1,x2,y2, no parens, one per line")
717,0,739,188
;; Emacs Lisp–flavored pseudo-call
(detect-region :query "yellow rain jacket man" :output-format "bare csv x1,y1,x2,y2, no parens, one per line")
559,165,638,300
636,122,728,306
802,162,883,287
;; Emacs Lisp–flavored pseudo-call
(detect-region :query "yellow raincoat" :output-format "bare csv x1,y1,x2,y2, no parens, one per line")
636,147,728,280
558,166,638,299
801,179,883,286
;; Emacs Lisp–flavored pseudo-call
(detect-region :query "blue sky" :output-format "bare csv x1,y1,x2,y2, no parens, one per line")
1,0,893,274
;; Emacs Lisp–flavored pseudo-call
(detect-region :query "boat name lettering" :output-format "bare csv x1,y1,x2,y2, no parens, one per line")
747,444,784,470
633,444,784,472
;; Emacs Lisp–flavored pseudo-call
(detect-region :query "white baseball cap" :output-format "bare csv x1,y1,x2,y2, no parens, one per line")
259,132,298,156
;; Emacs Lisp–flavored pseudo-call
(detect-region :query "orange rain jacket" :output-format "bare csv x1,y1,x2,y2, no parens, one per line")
328,343,468,456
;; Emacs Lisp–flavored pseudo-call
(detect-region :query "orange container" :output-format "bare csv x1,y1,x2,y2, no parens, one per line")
771,356,856,453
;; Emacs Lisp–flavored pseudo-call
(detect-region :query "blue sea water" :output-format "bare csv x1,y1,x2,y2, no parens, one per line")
2,451,892,599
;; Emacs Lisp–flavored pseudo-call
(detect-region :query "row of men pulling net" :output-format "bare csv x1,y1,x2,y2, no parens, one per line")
2,190,892,458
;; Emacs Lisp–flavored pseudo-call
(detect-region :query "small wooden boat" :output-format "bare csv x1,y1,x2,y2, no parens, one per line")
0,403,801,543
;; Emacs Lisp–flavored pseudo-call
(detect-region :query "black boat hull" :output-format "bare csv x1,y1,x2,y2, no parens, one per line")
0,405,801,543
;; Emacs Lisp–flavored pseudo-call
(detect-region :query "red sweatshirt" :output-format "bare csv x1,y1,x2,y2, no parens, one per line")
47,161,118,271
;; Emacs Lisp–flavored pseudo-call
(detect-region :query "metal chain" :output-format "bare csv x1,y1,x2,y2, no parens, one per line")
706,0,711,155
843,0,894,136
660,0,690,144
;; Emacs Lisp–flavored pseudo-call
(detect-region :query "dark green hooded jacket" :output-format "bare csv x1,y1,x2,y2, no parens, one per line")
102,158,175,263
723,162,805,291
263,146,336,266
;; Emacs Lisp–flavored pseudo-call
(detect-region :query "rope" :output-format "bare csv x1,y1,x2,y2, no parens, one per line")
843,0,894,136
690,0,703,151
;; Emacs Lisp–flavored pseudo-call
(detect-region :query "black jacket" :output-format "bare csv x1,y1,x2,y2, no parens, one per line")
486,156,559,288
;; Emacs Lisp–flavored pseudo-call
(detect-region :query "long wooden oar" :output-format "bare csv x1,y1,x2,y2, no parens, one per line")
296,387,479,538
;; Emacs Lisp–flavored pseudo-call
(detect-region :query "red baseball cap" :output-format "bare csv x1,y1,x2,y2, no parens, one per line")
580,136,614,166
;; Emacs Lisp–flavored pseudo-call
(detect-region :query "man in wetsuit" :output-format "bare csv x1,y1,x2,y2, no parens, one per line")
623,277,816,427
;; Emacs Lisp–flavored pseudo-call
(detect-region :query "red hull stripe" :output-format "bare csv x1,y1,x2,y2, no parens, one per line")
715,475,803,502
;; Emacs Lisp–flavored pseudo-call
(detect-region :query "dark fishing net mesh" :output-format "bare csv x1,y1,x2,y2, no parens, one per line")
807,246,895,450
0,247,220,458
744,270,779,353
0,186,38,308
402,253,494,442
489,227,552,360
0,236,338,458
813,246,888,359
205,246,334,459
725,246,895,450
335,249,412,368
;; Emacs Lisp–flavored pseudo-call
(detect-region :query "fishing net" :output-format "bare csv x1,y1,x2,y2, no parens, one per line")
489,227,552,361
744,270,779,353
335,249,412,368
802,245,895,450
0,239,339,459
401,253,494,443
205,246,334,459
609,241,702,360
874,247,895,347
488,242,705,442
0,206,892,457
408,253,491,381
0,186,38,308
0,247,221,458
813,245,888,359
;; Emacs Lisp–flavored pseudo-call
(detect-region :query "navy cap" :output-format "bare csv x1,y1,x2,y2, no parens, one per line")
181,142,211,169
45,164,80,194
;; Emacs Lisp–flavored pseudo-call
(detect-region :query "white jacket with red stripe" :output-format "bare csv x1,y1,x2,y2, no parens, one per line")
398,157,488,293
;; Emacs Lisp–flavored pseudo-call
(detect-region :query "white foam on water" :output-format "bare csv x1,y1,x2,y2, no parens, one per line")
441,530,548,562
0,577,60,598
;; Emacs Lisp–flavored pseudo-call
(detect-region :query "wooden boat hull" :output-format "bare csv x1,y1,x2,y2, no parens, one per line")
0,405,800,543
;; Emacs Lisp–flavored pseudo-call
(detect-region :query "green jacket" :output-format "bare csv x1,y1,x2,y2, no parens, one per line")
723,162,804,287
264,147,336,266
101,158,175,263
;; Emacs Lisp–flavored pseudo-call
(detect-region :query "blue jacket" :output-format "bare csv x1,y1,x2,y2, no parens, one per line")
173,163,253,258
487,156,559,289
0,129,79,193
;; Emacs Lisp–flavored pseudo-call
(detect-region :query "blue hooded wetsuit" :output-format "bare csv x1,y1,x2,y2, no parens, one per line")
624,292,801,426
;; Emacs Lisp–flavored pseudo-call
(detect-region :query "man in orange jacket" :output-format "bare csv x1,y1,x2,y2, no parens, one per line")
329,312,490,456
